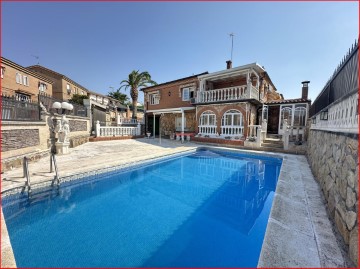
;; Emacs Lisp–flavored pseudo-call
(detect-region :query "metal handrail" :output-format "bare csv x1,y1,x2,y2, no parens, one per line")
50,153,60,187
21,157,31,195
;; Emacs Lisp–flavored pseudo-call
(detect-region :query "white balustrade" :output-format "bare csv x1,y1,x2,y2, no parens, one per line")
197,85,255,103
198,125,217,136
221,126,244,136
95,120,141,137
118,117,144,125
311,92,358,134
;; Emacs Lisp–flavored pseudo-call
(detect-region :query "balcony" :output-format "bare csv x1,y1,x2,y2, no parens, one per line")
195,85,259,104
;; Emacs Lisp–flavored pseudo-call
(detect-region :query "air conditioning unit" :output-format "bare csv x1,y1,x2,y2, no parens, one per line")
190,98,196,104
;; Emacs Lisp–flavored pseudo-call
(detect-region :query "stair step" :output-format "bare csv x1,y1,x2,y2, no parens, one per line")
261,143,284,149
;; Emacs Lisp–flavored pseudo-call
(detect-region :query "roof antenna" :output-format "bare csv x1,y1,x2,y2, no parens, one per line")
229,33,235,62
31,55,40,65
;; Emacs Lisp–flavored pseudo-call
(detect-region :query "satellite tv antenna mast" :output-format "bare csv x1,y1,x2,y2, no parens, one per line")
31,55,40,64
229,33,235,62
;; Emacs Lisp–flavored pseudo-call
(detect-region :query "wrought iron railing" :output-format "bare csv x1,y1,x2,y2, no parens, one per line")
39,93,87,117
1,94,40,121
310,40,358,117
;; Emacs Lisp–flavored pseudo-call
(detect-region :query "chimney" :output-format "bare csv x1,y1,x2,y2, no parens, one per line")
301,81,310,99
226,60,232,69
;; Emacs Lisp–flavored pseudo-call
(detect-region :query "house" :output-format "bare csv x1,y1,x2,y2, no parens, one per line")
194,61,282,143
142,61,311,145
1,57,53,101
142,72,208,137
27,65,89,101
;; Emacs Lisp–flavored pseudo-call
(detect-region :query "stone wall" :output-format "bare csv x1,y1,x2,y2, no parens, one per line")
1,114,91,171
307,130,358,265
1,119,51,171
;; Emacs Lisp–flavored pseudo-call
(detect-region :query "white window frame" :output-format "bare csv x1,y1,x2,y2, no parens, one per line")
182,87,194,101
220,109,244,137
278,103,308,134
39,82,47,92
16,73,22,84
149,93,160,105
23,76,29,86
199,111,216,127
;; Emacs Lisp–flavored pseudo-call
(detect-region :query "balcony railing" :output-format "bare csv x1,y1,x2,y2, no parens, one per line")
196,85,259,104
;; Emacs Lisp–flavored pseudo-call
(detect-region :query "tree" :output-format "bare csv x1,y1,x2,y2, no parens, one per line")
69,94,88,105
120,70,157,119
107,89,129,105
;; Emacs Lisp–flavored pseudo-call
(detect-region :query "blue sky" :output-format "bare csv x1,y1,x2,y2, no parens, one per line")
2,1,358,102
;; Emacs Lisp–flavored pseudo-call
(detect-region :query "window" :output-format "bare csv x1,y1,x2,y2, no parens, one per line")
199,111,216,126
221,110,243,127
280,106,292,129
81,90,84,95
149,93,160,105
39,82,47,92
182,87,194,101
67,84,71,94
1,67,5,79
182,88,190,101
294,106,307,126
23,76,29,86
221,109,244,136
15,92,31,102
16,73,22,84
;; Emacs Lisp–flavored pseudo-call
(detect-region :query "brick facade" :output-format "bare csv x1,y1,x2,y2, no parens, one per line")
28,65,89,101
143,74,205,111
1,57,53,101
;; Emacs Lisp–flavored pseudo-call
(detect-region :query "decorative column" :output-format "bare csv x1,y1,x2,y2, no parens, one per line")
153,114,156,138
181,109,185,143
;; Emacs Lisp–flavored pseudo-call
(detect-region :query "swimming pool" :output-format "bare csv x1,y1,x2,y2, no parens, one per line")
2,148,282,267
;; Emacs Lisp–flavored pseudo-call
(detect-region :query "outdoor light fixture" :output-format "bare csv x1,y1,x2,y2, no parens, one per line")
52,101,73,114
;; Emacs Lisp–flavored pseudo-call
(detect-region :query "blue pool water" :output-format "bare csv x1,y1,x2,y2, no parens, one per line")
3,149,282,267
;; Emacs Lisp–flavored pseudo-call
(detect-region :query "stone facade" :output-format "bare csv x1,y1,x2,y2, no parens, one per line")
307,130,358,266
69,120,88,132
1,129,40,152
160,112,196,135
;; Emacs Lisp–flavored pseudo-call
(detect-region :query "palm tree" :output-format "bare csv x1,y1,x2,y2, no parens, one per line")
119,70,157,119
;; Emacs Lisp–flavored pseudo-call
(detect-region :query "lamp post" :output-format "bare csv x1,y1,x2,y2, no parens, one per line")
51,101,73,154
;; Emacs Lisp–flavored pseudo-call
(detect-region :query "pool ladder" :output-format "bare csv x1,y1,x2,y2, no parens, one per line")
21,156,31,195
50,153,60,187
21,153,60,196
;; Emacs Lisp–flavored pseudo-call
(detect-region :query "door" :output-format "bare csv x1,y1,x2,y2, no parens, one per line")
267,105,280,134
147,115,160,136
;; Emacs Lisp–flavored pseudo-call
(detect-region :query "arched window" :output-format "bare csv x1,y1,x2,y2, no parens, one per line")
198,111,216,135
280,106,292,129
221,109,244,136
293,106,306,126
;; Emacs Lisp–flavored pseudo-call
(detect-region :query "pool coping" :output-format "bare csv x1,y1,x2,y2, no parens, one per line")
1,145,348,267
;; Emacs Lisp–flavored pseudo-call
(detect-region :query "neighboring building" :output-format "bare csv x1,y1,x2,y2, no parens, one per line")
1,57,53,102
27,65,89,101
142,72,208,136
